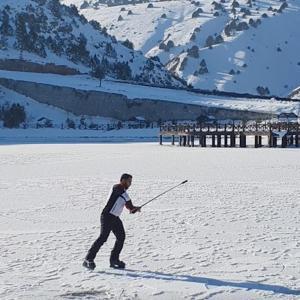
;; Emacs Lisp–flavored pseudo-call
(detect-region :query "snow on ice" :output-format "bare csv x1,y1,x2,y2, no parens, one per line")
0,143,299,299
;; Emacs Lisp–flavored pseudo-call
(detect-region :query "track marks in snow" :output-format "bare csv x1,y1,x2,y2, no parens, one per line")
1,144,300,299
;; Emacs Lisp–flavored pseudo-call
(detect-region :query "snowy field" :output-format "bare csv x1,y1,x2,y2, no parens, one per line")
0,143,300,299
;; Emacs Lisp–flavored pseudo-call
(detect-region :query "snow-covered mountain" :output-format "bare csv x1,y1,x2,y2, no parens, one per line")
63,0,300,97
0,0,183,87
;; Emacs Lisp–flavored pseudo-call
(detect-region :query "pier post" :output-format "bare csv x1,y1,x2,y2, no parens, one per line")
224,135,228,147
200,135,206,147
271,125,278,148
212,135,216,147
281,135,287,148
269,136,278,147
240,134,246,148
258,136,262,147
254,136,259,148
202,135,207,147
217,135,222,147
230,134,236,147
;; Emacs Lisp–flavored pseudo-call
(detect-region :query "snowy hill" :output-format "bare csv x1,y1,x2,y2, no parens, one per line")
0,70,299,125
0,83,117,128
1,70,299,116
64,0,300,97
0,0,182,87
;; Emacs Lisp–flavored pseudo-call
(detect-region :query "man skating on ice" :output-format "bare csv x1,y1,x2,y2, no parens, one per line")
83,173,141,270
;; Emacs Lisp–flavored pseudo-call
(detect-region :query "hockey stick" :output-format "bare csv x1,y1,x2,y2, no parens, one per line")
131,180,188,213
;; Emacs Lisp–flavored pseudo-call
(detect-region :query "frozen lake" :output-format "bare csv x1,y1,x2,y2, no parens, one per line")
0,143,299,299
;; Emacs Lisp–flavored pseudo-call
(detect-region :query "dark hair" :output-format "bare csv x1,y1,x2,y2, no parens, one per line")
120,173,132,181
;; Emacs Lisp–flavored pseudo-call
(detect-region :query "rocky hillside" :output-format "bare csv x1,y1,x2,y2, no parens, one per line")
0,0,183,87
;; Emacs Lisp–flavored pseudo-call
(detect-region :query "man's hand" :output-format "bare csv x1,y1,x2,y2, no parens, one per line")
130,207,141,214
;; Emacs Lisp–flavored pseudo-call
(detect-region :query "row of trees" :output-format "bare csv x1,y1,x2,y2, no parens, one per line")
90,55,133,86
0,109,157,130
0,1,177,87
64,118,156,130
0,4,136,82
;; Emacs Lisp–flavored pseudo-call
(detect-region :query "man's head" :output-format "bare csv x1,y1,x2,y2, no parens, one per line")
120,173,132,190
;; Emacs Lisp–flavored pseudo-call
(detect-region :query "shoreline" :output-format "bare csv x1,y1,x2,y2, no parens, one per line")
0,127,159,145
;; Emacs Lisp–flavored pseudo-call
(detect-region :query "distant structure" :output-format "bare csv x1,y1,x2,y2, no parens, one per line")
159,121,300,148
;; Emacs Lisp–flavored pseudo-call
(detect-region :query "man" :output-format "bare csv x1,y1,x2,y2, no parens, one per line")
83,173,141,270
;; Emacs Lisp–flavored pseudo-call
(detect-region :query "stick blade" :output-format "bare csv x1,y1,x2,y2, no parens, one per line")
181,180,188,184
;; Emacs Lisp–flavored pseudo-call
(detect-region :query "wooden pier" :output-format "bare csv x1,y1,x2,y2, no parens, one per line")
159,122,300,148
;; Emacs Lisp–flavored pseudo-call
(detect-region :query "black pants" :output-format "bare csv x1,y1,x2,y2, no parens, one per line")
85,213,125,261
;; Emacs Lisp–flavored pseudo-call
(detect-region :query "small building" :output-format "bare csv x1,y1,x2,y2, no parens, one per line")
36,117,53,128
127,116,145,128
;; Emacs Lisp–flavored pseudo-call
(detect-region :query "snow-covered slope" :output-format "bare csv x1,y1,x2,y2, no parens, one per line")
0,0,182,87
65,0,300,97
0,84,116,128
1,70,299,115
289,86,300,100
